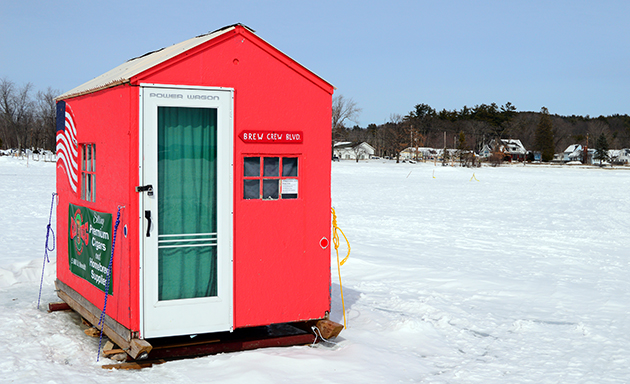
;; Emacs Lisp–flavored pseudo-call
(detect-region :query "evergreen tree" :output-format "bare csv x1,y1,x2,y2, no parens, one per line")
457,130,466,150
594,133,610,164
534,107,555,162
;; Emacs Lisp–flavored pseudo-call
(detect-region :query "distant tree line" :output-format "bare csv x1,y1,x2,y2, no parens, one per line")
2,78,629,162
333,95,630,160
0,78,58,153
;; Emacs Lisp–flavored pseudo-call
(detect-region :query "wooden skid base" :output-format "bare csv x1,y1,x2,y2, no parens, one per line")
102,322,331,369
53,279,342,368
147,323,316,361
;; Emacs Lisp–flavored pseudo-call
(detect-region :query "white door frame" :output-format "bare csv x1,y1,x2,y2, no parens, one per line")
138,84,233,338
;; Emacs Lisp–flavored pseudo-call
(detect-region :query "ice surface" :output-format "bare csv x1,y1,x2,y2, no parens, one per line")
1,156,629,383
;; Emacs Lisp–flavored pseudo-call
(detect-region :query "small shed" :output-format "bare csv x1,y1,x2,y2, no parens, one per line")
55,24,334,355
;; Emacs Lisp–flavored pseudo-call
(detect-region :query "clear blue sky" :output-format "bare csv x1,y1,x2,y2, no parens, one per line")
2,0,628,126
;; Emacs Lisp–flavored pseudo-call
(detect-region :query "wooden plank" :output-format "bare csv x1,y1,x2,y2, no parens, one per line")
102,340,115,352
56,288,130,351
84,327,100,337
312,319,343,340
102,340,125,356
48,302,71,312
129,339,153,360
241,333,317,350
55,280,131,342
292,319,344,340
151,338,220,350
56,281,153,360
147,333,316,360
103,348,126,356
102,360,166,370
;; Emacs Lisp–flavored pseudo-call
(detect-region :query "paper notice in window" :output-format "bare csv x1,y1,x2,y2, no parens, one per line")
282,178,298,194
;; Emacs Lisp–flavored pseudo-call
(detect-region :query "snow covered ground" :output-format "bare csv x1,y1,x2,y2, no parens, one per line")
1,156,629,383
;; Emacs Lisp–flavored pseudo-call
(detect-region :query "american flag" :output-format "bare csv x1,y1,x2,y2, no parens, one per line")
56,101,79,193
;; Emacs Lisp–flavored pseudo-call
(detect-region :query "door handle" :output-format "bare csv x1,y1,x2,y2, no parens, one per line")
145,210,152,237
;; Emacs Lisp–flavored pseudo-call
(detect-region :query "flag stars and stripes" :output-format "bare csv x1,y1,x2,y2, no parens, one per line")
56,101,79,193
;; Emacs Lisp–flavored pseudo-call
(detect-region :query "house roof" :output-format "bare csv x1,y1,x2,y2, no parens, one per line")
486,139,526,154
57,24,333,100
401,147,435,153
499,139,526,154
333,142,375,151
564,144,582,153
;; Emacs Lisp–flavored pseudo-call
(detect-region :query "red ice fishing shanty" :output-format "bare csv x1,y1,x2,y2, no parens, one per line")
54,24,338,359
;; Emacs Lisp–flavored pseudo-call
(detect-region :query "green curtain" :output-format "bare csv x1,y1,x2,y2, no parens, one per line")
157,107,218,300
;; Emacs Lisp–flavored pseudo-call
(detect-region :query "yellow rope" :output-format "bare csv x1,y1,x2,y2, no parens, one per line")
331,207,350,329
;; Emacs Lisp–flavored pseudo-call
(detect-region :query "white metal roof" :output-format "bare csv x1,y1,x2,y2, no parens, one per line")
58,24,333,100
57,25,241,100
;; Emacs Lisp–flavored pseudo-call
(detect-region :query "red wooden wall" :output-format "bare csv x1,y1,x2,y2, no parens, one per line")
56,84,140,331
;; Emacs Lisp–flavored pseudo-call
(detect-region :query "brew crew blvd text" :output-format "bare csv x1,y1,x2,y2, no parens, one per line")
239,131,303,144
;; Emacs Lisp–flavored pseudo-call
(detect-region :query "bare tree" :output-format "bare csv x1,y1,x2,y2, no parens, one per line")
352,144,367,162
13,82,35,154
332,94,361,141
0,78,15,149
35,87,59,150
0,78,35,153
382,113,409,163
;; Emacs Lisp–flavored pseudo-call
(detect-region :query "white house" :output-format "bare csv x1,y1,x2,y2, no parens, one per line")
502,139,527,161
562,144,583,162
480,144,493,158
400,147,436,160
333,142,375,160
481,139,527,161
609,149,630,164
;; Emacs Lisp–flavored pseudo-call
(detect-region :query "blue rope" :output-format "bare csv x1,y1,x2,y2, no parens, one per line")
97,205,123,362
37,192,57,310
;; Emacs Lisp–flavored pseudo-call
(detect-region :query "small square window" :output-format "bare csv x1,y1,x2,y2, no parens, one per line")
262,179,279,199
244,179,260,199
263,157,279,177
282,157,298,177
244,157,260,177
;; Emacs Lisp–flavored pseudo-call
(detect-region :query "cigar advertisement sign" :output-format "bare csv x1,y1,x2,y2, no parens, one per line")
68,204,113,294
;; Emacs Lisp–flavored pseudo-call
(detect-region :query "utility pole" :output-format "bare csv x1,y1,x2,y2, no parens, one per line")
410,127,413,161
443,131,447,166
583,133,589,164
415,132,419,161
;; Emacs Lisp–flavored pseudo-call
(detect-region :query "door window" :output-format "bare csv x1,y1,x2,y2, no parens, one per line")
157,106,218,301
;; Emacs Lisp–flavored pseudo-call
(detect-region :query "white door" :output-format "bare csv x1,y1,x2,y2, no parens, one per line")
140,85,233,338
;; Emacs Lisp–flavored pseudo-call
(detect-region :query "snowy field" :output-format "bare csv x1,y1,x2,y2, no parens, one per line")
1,156,630,383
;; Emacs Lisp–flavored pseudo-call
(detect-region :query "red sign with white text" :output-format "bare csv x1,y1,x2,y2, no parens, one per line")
239,131,303,144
